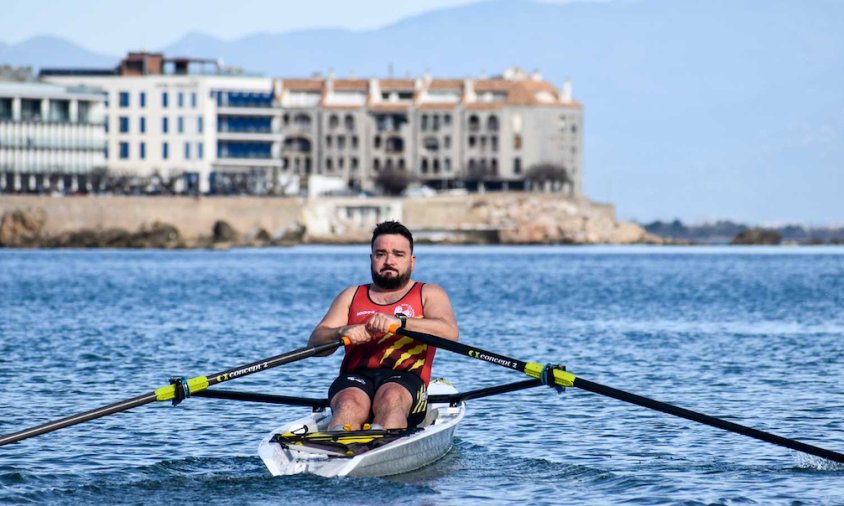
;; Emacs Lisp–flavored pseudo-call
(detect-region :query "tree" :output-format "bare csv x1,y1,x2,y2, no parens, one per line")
525,163,573,194
375,167,413,196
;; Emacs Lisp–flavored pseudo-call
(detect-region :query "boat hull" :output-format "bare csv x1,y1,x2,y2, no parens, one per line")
258,380,465,478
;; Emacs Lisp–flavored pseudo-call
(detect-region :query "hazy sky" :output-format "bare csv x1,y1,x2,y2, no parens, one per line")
1,0,502,52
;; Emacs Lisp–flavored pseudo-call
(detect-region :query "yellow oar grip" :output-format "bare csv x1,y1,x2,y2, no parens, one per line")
524,362,576,387
154,376,210,401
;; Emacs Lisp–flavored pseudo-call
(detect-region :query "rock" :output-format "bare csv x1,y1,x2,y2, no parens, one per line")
0,209,46,247
212,220,238,243
254,228,271,242
730,228,782,245
130,222,184,248
273,222,306,245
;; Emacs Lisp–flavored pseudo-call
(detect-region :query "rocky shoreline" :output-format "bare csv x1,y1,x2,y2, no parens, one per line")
0,193,671,248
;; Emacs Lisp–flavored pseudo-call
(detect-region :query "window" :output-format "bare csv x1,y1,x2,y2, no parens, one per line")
119,92,130,107
468,115,480,132
162,117,169,133
444,136,451,149
487,115,499,131
326,158,333,171
337,136,346,150
162,142,169,160
514,158,522,174
140,92,146,108
197,117,203,133
184,142,191,159
468,136,476,148
444,158,451,172
178,117,184,133
119,116,129,133
432,115,440,131
178,92,184,108
513,134,522,150
443,114,451,126
421,158,429,173
326,136,332,148
139,117,146,133
191,92,197,108
351,136,359,149
139,142,146,160
421,114,428,131
197,142,203,159
329,114,339,129
0,98,11,121
119,142,129,159
351,157,359,170
162,91,169,108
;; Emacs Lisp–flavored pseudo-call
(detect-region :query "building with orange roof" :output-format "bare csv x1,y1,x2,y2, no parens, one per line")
33,53,582,197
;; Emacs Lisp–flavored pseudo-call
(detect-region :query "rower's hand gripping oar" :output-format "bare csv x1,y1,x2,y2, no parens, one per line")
0,338,349,447
390,325,844,464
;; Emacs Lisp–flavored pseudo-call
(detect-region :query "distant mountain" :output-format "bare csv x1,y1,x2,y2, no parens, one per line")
0,35,115,69
2,0,843,224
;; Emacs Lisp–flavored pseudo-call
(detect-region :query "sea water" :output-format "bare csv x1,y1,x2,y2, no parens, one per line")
1,246,842,505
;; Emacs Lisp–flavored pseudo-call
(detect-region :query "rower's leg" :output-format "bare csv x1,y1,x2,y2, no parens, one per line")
371,383,412,429
329,387,371,430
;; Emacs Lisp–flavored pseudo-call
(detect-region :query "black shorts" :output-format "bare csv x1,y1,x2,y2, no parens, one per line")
328,368,428,427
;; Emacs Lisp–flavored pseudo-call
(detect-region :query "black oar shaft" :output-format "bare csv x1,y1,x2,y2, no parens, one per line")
0,339,345,447
396,328,844,464
204,340,344,388
0,393,156,446
574,378,844,463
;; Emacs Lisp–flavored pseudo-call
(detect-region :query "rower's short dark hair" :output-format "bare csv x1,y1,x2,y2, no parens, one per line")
371,221,414,252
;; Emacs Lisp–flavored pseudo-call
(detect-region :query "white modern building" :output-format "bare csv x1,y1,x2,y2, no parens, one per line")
43,53,280,194
0,78,106,193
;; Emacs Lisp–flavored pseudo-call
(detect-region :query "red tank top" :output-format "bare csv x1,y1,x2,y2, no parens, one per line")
341,282,436,385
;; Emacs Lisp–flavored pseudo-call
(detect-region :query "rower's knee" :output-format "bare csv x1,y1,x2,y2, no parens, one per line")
373,383,412,411
330,388,370,420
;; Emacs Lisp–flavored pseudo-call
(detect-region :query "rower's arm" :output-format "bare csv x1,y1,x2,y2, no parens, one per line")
411,283,459,341
308,286,356,355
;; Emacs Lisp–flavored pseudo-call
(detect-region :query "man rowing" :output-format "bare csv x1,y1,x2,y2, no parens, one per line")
308,221,459,431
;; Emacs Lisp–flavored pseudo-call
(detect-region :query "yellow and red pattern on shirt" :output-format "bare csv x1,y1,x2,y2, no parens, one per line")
341,282,436,385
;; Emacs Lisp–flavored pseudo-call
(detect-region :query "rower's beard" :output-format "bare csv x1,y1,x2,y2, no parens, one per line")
371,267,410,290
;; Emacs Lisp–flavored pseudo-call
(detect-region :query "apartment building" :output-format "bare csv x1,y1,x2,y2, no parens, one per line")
39,53,582,196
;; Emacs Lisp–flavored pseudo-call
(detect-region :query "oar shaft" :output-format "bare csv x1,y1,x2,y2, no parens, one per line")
0,339,346,447
395,328,844,464
573,378,844,463
0,392,156,446
204,340,345,388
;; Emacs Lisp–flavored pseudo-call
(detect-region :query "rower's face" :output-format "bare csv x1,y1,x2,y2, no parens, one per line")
370,234,414,289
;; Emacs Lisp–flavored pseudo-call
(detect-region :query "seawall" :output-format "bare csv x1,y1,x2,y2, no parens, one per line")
0,193,659,245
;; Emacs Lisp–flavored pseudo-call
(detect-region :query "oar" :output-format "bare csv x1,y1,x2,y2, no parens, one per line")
392,326,844,464
0,338,348,447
